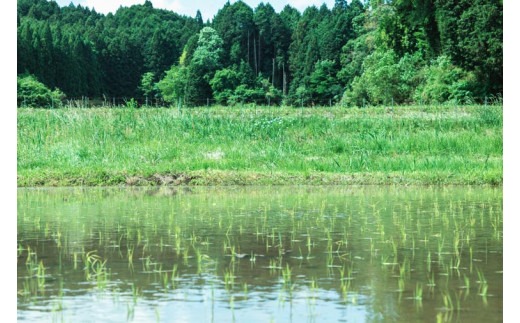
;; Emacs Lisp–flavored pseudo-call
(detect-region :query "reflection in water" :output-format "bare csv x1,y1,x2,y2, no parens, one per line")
17,186,502,322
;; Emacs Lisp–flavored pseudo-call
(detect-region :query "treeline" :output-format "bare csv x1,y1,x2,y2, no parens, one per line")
17,0,502,107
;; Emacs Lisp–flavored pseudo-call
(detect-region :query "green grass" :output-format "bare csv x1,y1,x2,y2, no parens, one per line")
17,104,503,186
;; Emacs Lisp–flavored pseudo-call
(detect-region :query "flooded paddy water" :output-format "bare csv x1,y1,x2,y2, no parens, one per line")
17,186,502,322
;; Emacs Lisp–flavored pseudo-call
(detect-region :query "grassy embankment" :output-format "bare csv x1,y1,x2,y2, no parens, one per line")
17,104,502,186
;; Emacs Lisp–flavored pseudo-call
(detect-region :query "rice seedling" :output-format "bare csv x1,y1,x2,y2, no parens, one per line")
427,274,436,289
397,277,405,293
452,254,461,271
306,275,317,290
437,238,445,257
224,268,235,290
182,246,191,265
161,271,169,290
249,251,256,268
306,232,314,257
400,226,407,245
267,258,283,273
242,283,248,300
51,301,64,319
229,294,235,321
292,247,305,261
442,291,454,311
340,278,350,303
414,283,423,308
155,307,160,323
436,310,455,323
282,263,292,286
36,260,46,290
127,303,135,322
326,251,336,269
454,290,463,312
453,235,460,256
476,268,488,299
400,258,410,280
127,246,134,269
25,245,37,268
390,238,398,256
83,251,110,288
170,264,179,289
457,274,471,299
19,279,33,299
195,249,203,274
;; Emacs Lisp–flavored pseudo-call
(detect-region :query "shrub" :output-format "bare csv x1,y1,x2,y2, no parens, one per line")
155,66,189,104
229,85,264,105
17,74,65,108
309,60,343,104
210,68,240,105
414,56,478,104
342,50,423,106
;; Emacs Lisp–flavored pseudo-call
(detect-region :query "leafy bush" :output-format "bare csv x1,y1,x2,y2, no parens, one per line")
222,75,282,106
155,65,190,104
342,50,423,106
210,68,241,104
17,74,65,108
229,85,264,105
309,60,343,104
139,72,156,102
414,55,478,104
259,77,282,105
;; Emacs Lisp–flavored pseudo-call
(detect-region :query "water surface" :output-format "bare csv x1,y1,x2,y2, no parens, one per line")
17,186,502,322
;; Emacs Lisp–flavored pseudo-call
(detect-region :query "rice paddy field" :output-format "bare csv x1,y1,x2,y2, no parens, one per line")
17,186,502,322
17,104,502,186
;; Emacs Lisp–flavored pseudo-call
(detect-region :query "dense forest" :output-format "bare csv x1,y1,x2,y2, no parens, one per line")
17,0,502,107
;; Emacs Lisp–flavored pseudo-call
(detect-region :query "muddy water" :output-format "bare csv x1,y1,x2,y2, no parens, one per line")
17,186,502,322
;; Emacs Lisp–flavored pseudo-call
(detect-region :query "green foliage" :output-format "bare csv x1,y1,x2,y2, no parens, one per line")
456,0,502,95
377,0,439,58
337,4,371,88
414,56,478,104
396,52,425,101
309,60,343,103
259,77,283,105
17,0,502,105
191,27,224,77
253,2,292,88
230,85,264,105
186,27,224,104
211,69,282,106
157,27,225,106
435,0,502,97
17,74,65,108
212,1,255,67
288,6,322,100
139,72,156,99
210,68,241,104
17,0,199,98
344,50,422,106
156,65,189,104
179,34,198,67
295,85,311,105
